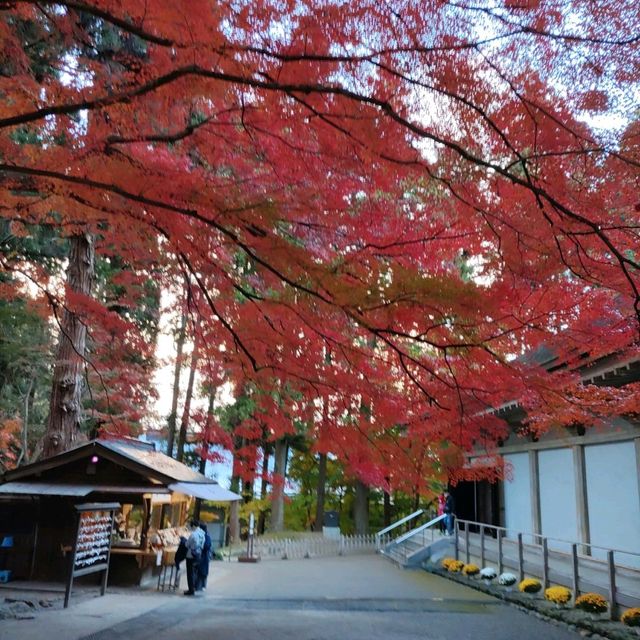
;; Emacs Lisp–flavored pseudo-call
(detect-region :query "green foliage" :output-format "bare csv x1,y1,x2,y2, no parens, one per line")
0,221,68,275
94,255,161,342
284,493,315,530
0,297,53,461
216,391,256,430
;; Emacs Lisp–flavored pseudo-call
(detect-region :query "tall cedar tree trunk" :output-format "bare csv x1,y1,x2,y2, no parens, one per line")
383,489,392,527
353,399,371,534
354,479,369,535
166,305,187,457
412,489,420,513
313,398,329,532
17,375,34,466
269,438,288,532
258,442,270,534
194,387,215,520
229,436,242,544
43,234,95,458
176,324,201,462
314,453,327,532
229,500,239,545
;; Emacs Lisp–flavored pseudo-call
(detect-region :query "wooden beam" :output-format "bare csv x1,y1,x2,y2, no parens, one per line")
529,450,541,536
573,444,590,554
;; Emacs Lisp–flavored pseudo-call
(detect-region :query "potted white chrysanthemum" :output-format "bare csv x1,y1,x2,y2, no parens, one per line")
479,567,497,585
498,572,517,591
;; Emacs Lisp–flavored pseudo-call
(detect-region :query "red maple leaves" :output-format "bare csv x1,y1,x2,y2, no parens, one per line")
0,1,638,486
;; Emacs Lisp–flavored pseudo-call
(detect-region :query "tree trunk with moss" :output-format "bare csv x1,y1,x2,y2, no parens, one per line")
43,234,94,458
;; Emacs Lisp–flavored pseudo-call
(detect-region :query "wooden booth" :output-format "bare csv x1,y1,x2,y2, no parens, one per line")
0,438,241,587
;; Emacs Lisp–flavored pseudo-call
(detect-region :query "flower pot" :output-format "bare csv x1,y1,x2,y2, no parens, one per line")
483,579,492,586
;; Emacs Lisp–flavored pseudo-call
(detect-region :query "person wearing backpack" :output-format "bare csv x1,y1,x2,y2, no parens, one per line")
184,520,205,596
196,523,213,591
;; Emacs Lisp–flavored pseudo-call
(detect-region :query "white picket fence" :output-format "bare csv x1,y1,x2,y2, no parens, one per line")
246,533,378,560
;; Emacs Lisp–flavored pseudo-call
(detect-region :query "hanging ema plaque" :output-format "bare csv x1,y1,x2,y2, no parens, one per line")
64,503,120,608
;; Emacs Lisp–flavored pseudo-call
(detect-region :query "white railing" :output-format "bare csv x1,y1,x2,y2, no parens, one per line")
383,514,447,562
376,509,424,538
245,533,378,560
394,514,446,545
455,519,640,614
375,509,425,549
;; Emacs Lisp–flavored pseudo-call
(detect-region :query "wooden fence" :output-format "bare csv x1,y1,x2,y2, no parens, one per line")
455,519,640,615
245,533,378,560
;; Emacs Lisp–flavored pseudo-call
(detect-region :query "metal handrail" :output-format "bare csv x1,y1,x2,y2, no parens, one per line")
394,514,446,545
375,509,424,538
455,519,640,560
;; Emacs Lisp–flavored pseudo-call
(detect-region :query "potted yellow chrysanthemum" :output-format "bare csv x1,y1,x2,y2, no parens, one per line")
519,578,542,598
462,564,480,578
544,586,572,608
575,593,608,620
447,559,465,573
621,607,640,634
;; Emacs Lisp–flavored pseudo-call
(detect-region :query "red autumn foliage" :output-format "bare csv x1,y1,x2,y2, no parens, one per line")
0,1,638,488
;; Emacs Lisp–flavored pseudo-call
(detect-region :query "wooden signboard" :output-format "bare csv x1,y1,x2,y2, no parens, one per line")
64,502,119,608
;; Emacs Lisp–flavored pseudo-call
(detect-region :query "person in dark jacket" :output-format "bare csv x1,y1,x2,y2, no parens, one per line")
175,536,188,567
196,524,212,591
184,520,204,596
443,491,455,536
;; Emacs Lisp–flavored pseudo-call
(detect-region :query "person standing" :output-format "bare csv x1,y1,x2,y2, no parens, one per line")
184,520,205,596
443,490,455,536
196,523,212,591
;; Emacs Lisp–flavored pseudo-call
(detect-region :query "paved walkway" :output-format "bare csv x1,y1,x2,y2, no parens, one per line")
0,555,583,640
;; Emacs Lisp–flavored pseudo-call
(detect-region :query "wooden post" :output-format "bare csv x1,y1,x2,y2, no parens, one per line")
542,537,549,588
517,533,524,581
573,445,590,555
530,450,541,536
29,517,39,580
64,541,75,609
480,525,485,568
607,550,616,620
454,520,459,561
497,530,503,575
465,525,470,564
571,544,579,598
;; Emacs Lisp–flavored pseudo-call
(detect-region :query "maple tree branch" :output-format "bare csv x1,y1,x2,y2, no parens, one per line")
3,160,636,402
445,0,640,46
15,0,175,46
0,65,633,272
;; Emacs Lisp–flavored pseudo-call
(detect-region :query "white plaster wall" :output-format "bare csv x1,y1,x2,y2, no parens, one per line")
503,453,532,539
585,441,640,568
539,448,578,552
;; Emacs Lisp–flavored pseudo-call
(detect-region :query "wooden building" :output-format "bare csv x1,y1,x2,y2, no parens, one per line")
0,438,240,585
454,349,640,566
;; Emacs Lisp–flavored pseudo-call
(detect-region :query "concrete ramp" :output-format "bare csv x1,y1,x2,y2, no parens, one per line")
382,533,454,568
